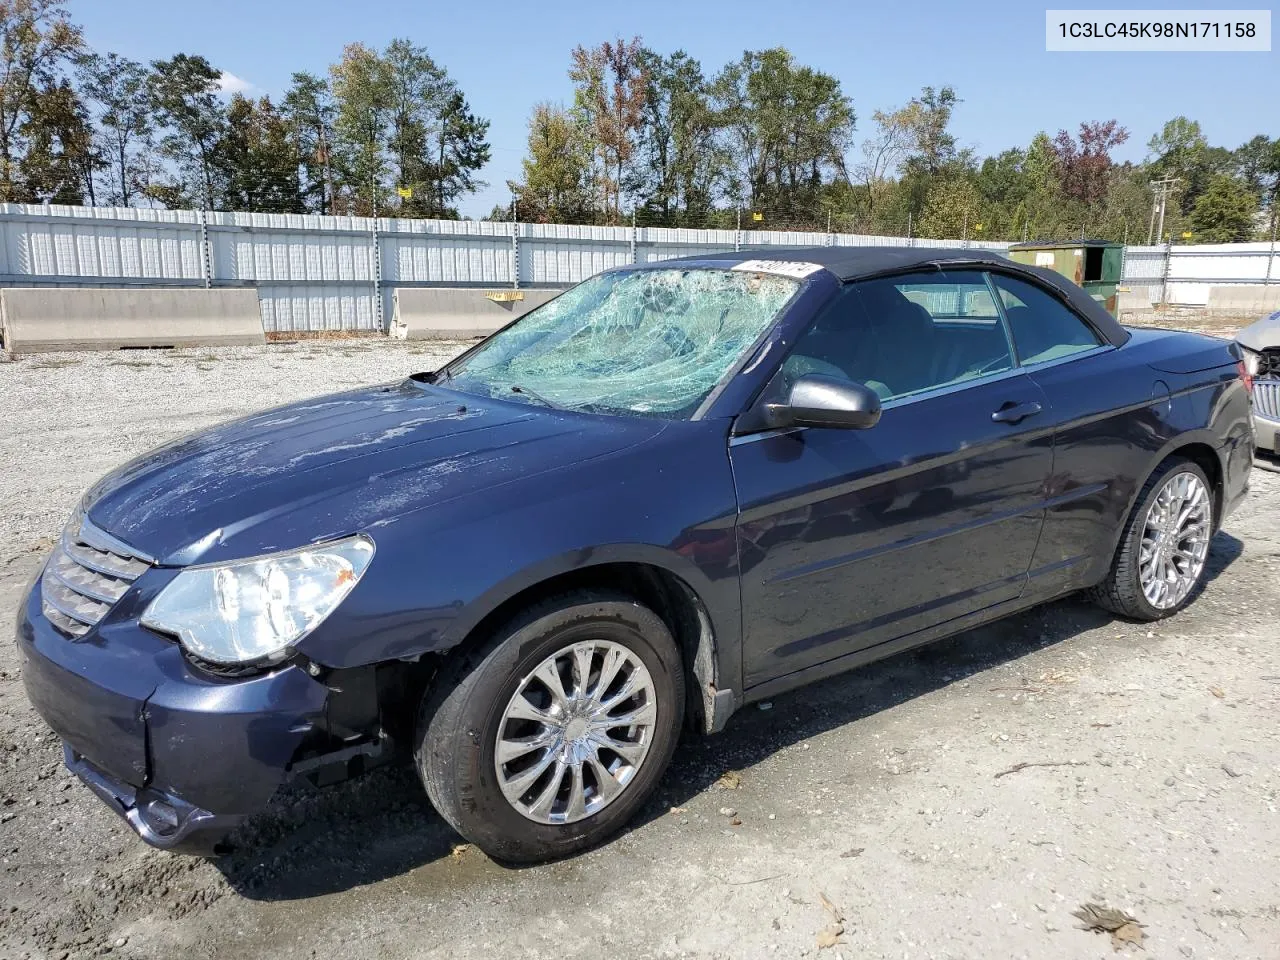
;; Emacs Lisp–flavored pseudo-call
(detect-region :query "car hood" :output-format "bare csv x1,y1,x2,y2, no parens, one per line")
1236,310,1280,352
83,379,666,566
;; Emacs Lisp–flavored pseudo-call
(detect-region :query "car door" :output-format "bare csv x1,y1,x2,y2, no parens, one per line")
986,271,1157,598
730,269,1055,688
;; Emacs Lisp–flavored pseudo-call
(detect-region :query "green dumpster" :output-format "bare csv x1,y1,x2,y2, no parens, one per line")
1007,240,1124,316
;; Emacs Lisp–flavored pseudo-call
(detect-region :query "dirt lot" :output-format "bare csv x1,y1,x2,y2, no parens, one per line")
1,333,1278,960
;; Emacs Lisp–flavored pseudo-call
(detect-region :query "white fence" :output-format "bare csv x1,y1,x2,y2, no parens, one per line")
0,203,1276,333
1122,241,1280,308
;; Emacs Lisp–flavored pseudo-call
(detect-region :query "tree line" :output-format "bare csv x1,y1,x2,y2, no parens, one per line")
3,2,1276,243
0,0,490,217
505,38,1280,244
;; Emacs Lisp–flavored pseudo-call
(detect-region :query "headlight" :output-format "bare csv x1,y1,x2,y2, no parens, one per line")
1240,347,1260,377
141,536,374,665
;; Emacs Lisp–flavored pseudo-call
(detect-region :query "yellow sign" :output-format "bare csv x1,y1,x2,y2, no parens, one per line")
397,186,413,199
752,211,763,222
484,290,524,302
974,223,984,231
1181,231,1193,239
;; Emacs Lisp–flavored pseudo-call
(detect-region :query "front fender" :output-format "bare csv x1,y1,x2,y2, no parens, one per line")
294,419,744,692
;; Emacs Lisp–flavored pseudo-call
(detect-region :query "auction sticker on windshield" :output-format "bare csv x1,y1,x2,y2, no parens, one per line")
730,260,825,279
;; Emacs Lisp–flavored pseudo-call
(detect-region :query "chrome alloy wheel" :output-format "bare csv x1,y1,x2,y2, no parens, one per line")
1139,470,1212,610
495,640,657,824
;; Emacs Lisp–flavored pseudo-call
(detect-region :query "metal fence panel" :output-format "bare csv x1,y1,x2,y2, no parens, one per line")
1,204,1276,329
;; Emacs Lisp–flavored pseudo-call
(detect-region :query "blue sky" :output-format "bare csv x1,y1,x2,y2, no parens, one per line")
72,0,1277,217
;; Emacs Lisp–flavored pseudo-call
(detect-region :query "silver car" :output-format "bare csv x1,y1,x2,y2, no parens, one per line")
1238,310,1280,454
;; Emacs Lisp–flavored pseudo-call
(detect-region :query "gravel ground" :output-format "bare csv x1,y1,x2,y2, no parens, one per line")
1,336,1278,960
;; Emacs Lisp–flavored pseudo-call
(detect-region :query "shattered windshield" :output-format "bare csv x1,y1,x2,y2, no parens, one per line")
442,267,800,418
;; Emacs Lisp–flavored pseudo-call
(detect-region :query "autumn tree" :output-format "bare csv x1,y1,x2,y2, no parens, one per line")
570,37,647,223
1051,120,1129,208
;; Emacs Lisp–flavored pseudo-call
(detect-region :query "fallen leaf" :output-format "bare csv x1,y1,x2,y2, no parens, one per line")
449,843,471,862
816,923,844,949
818,890,844,923
840,847,865,859
1073,902,1146,951
669,806,686,815
1209,685,1225,698
1110,921,1146,950
730,817,743,826
716,771,742,790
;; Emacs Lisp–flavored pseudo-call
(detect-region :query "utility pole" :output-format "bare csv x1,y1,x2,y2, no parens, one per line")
1149,177,1179,244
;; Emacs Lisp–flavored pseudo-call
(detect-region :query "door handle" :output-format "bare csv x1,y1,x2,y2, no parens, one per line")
991,400,1042,424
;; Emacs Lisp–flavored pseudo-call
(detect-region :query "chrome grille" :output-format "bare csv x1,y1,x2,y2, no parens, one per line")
41,516,152,639
1255,380,1280,421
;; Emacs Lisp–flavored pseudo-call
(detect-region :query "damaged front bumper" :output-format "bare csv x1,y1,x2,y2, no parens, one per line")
16,581,331,855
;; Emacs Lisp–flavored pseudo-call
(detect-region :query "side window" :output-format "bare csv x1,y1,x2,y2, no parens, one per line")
990,273,1102,366
779,270,1017,403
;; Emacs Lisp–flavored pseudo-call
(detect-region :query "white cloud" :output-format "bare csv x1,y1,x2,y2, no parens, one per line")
217,72,253,95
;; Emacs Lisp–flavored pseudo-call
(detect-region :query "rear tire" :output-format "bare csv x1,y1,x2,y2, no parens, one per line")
415,590,685,863
1088,456,1215,621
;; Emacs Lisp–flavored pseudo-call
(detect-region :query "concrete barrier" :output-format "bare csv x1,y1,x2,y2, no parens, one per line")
0,287,265,355
390,287,565,340
1117,285,1158,312
1205,285,1280,316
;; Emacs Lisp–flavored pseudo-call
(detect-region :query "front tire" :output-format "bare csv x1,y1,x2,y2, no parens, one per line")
415,591,685,863
1089,456,1215,621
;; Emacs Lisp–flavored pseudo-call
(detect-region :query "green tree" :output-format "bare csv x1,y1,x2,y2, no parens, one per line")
282,70,337,214
218,94,303,213
330,42,392,215
421,87,489,218
148,53,226,208
915,175,982,239
630,48,722,224
18,77,96,203
711,48,854,226
76,52,155,206
902,86,961,177
1146,116,1221,215
509,102,595,223
0,0,82,200
853,99,920,223
382,37,448,216
1189,174,1259,242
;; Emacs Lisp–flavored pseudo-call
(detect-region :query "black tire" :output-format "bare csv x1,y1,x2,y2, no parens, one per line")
415,590,685,863
1088,456,1214,621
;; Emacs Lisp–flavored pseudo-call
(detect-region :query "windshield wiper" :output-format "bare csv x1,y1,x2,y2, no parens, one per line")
508,384,560,409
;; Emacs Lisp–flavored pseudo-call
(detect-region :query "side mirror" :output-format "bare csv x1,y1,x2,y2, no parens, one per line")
764,374,882,430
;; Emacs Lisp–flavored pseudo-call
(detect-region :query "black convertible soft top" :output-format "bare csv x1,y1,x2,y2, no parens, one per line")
664,245,1130,346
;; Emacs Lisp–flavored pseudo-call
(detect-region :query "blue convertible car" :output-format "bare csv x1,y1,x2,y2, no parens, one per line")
18,247,1254,861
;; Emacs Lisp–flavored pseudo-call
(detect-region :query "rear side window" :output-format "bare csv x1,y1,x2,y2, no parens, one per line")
990,273,1102,366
